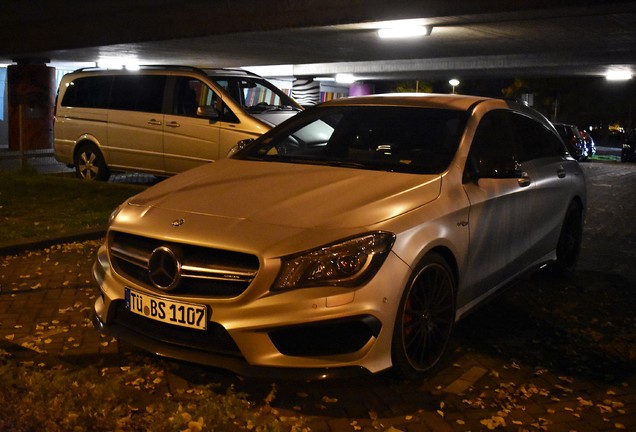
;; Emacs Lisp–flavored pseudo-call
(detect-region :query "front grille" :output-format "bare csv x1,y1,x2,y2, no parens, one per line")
112,300,242,357
109,231,259,297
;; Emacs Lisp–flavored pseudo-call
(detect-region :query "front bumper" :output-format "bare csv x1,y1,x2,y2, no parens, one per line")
92,245,410,377
91,310,370,380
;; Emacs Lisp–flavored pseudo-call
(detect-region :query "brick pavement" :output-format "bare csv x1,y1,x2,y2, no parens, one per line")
0,160,635,431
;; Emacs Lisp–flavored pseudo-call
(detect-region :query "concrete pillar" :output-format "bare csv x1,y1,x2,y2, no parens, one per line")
7,61,55,151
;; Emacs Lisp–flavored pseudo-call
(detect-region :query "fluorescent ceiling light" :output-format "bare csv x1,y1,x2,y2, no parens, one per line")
242,64,294,77
378,25,430,39
97,58,140,70
336,73,356,84
605,70,632,81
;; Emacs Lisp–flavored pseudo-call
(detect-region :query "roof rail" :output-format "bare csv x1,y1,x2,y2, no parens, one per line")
72,65,208,75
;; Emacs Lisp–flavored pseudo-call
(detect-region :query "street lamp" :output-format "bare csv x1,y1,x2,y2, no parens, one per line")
449,79,460,94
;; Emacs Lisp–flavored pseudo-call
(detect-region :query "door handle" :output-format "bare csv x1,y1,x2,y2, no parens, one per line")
166,121,181,128
557,166,566,178
517,172,531,187
147,119,162,126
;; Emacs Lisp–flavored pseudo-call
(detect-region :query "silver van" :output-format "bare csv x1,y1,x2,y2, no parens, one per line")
54,66,302,180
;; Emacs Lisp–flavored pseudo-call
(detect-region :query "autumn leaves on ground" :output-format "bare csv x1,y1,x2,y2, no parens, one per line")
0,241,309,432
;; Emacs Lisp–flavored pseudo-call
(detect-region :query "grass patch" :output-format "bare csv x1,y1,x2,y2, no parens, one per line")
0,172,146,242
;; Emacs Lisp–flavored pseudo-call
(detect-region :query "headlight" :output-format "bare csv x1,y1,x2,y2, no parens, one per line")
107,202,126,226
273,232,395,290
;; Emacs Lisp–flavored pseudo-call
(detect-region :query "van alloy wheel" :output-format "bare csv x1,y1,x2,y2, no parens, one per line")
75,145,110,181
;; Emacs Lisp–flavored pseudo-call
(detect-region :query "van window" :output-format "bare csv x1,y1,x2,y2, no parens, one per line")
61,76,111,109
171,77,239,123
213,77,295,113
110,75,166,113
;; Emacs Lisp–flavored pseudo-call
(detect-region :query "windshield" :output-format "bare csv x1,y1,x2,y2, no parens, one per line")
235,105,467,174
208,75,302,113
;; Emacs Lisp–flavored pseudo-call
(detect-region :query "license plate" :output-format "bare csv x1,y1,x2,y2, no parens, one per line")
125,288,207,330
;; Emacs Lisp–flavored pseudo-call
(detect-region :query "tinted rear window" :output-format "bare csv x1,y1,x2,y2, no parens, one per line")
110,75,166,113
60,76,112,109
60,74,166,113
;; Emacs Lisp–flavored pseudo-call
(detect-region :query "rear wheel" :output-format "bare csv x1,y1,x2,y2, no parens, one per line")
553,202,583,276
74,144,110,181
392,252,456,379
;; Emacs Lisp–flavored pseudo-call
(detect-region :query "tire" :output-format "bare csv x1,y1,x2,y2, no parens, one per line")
552,202,583,277
74,144,110,181
392,252,456,379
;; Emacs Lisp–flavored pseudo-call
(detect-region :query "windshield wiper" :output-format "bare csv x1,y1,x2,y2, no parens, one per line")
322,160,367,169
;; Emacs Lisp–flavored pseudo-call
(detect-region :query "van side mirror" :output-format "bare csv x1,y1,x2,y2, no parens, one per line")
197,106,220,121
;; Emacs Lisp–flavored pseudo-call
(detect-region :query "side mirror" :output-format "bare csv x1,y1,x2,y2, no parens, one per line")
227,138,255,158
197,106,220,121
478,159,525,179
463,158,525,183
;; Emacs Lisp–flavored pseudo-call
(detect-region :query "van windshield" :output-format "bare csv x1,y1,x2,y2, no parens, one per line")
207,74,302,113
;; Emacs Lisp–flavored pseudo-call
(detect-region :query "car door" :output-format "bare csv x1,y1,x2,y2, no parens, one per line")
162,76,221,174
510,112,575,260
459,109,533,307
107,74,167,173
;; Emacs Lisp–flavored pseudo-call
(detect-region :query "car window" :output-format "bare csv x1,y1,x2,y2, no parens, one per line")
511,112,565,161
110,75,166,113
238,106,466,174
467,109,517,171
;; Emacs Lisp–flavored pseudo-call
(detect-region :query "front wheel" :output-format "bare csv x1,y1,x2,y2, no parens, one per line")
74,144,110,181
392,252,456,379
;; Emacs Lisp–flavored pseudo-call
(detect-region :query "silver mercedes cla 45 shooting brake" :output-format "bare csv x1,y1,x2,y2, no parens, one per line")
92,94,586,379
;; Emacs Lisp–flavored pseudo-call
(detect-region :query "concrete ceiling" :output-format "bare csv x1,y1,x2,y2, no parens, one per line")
2,0,635,82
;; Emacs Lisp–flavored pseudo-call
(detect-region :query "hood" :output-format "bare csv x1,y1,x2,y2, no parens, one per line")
129,159,442,229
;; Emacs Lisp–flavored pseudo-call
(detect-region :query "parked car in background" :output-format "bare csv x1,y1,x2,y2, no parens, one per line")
578,129,596,158
553,123,589,161
92,94,586,379
622,130,636,162
54,66,302,181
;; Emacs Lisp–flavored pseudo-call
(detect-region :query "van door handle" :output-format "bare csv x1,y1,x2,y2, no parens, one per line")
147,119,162,126
166,121,181,128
